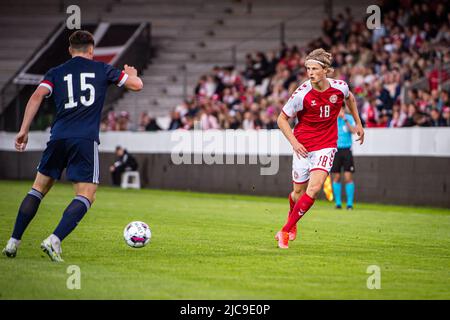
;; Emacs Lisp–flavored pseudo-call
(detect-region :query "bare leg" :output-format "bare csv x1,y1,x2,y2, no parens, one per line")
291,182,308,203
32,172,55,195
73,182,97,205
306,170,329,199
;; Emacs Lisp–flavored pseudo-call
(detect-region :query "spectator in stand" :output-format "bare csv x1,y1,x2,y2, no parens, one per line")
181,115,195,130
242,111,255,130
378,110,390,128
100,118,109,132
200,105,220,130
146,117,161,131
138,112,149,131
361,98,379,128
252,52,269,85
389,110,403,127
140,112,162,131
427,62,449,91
117,111,132,131
430,108,446,127
168,111,183,130
442,107,450,126
107,111,117,131
403,104,418,127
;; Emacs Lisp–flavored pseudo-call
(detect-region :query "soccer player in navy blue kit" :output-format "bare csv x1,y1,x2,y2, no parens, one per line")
330,106,356,210
2,30,143,262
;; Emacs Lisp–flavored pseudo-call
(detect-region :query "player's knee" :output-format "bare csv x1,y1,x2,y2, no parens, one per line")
291,190,301,202
306,185,321,199
78,192,95,205
32,178,54,195
32,183,50,196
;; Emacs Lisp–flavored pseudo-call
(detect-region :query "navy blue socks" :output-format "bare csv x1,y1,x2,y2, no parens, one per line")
53,195,91,241
11,189,44,240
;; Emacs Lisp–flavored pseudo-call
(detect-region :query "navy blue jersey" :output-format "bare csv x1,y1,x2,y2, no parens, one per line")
39,56,128,143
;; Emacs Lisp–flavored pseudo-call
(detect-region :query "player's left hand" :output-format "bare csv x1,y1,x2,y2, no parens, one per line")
123,64,138,77
355,124,365,144
15,131,28,152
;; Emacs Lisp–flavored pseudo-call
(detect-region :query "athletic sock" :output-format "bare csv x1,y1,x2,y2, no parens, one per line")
288,192,295,217
346,182,355,207
282,193,315,232
333,182,342,207
11,188,44,240
53,195,91,241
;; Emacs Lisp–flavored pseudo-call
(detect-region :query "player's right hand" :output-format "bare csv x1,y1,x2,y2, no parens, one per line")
123,64,138,77
292,140,308,158
355,124,365,145
15,131,28,152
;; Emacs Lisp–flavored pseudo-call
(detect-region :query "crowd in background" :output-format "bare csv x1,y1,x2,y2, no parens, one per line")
102,0,450,131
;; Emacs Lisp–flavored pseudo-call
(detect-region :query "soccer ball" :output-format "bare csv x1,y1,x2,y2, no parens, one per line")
123,221,152,248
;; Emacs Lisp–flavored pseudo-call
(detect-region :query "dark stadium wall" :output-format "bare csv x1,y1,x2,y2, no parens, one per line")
0,151,449,208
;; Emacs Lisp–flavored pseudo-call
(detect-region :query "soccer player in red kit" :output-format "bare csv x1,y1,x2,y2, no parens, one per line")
275,48,365,249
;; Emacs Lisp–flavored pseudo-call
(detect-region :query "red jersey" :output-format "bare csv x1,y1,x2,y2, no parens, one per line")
282,78,349,152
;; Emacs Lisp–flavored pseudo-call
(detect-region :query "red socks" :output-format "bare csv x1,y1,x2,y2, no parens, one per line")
287,192,295,217
282,193,315,232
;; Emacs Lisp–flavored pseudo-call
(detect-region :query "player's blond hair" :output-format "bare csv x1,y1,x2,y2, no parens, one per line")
305,48,334,74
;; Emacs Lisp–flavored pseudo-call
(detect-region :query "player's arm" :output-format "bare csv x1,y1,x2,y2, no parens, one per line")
345,91,365,144
277,112,308,158
122,64,143,91
15,86,49,151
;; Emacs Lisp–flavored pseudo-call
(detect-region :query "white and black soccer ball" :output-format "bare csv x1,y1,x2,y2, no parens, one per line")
123,221,152,248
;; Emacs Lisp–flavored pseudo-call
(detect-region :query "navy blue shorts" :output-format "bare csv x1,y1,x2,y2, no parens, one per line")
37,138,99,184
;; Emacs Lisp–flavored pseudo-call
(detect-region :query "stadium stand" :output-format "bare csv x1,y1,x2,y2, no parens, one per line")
1,0,448,131
103,0,450,130
152,0,449,131
103,0,375,128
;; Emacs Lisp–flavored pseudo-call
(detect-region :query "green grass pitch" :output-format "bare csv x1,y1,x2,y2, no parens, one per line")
0,180,449,299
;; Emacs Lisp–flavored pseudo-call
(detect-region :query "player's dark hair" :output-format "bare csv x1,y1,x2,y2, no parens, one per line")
69,30,95,52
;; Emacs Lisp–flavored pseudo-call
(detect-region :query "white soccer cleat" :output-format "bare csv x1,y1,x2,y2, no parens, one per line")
2,238,21,258
41,234,64,262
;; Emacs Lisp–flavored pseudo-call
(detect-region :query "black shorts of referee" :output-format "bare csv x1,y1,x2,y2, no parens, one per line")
331,148,355,173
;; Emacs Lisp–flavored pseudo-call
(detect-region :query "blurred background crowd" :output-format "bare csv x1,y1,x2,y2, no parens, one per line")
101,0,450,131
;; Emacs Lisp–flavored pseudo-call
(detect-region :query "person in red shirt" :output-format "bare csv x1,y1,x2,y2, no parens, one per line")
275,48,365,249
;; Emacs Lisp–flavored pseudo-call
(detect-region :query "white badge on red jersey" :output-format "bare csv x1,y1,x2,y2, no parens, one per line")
329,94,338,103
